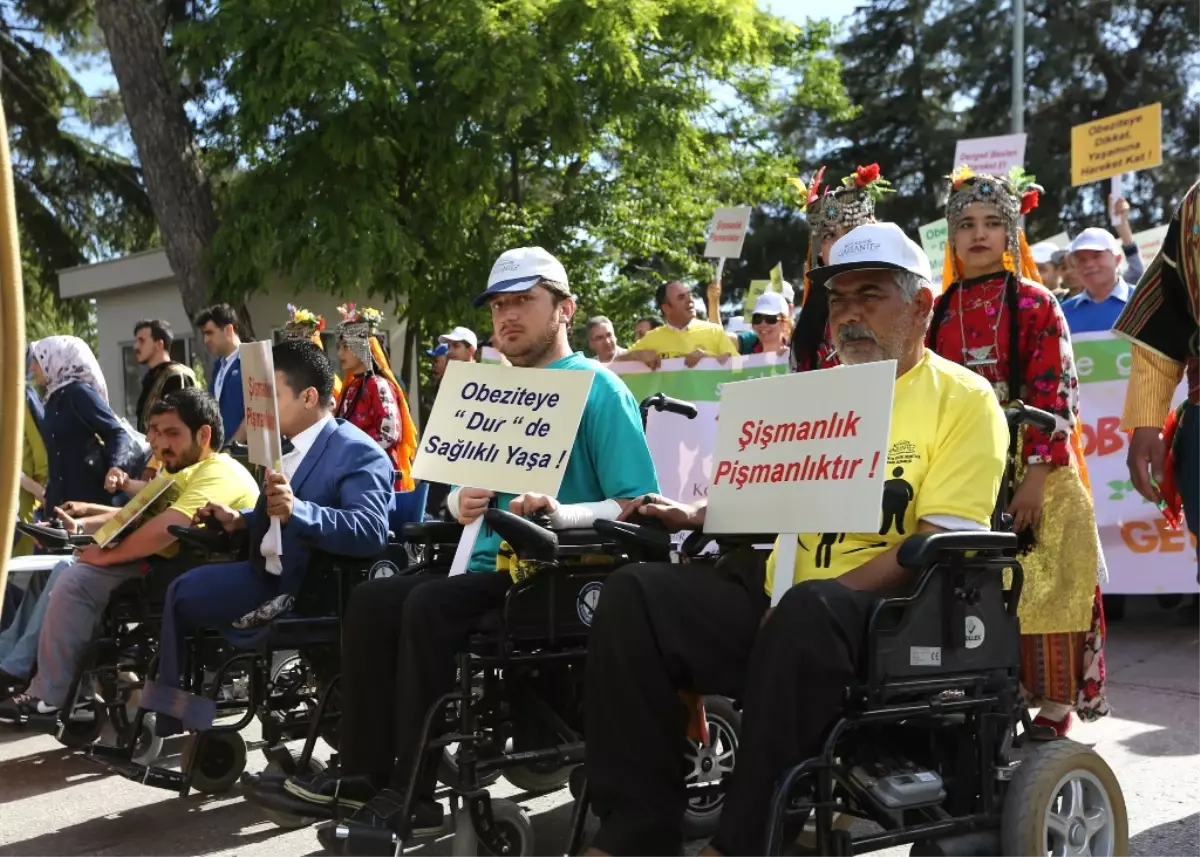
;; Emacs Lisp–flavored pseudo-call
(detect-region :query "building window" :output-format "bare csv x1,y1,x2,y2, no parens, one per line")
119,337,193,424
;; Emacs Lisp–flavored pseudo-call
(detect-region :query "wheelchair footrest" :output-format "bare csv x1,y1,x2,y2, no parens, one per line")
83,749,185,792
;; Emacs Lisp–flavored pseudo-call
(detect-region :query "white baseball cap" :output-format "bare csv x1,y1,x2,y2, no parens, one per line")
752,290,790,317
780,280,795,304
1029,240,1059,265
1069,227,1120,256
810,222,933,288
475,246,571,307
439,326,478,349
725,315,749,334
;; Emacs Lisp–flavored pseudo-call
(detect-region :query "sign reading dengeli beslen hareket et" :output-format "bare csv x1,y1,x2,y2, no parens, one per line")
1070,103,1162,186
705,361,897,535
413,360,594,497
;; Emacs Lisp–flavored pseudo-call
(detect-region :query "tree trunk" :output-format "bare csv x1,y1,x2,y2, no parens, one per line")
92,0,255,339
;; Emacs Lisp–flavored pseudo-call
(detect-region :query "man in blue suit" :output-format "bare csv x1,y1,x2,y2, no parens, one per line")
142,339,393,733
196,303,247,445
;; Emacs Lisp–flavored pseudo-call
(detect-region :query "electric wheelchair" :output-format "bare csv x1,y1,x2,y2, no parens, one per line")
566,400,1127,857
73,482,428,805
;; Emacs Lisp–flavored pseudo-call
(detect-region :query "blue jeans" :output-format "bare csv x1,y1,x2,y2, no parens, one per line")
0,557,75,679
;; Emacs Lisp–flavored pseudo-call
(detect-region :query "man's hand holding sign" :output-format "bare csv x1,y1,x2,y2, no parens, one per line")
239,341,286,573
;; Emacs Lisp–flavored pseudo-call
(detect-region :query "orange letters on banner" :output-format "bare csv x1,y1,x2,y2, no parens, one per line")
1080,417,1123,457
1120,520,1198,554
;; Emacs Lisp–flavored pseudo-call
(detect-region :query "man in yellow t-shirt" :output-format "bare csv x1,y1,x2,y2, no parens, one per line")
616,280,738,368
0,389,258,720
580,223,1008,857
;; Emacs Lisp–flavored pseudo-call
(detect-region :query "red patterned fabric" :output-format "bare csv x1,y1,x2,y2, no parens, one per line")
928,274,1077,467
792,323,840,373
337,373,405,488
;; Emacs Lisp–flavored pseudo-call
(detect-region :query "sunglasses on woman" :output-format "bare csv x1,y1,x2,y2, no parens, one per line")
751,314,782,326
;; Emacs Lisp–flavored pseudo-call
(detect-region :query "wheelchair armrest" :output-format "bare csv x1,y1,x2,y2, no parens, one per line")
15,521,72,552
594,519,672,562
167,522,242,555
484,508,559,562
401,520,464,545
896,531,1018,570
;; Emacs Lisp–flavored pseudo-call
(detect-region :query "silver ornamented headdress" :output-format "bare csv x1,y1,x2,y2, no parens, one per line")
337,303,383,368
945,165,1043,261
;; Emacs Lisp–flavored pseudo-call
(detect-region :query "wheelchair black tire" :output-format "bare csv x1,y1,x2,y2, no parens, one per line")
501,760,574,794
1001,739,1128,857
438,743,502,790
182,731,248,795
56,711,104,750
130,712,165,767
681,695,741,841
451,798,534,856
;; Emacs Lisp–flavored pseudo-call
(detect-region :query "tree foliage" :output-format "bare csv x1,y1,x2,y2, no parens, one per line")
172,0,850,352
1,0,155,345
783,0,1199,239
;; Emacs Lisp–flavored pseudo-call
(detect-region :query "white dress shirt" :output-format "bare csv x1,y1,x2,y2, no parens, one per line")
262,414,333,572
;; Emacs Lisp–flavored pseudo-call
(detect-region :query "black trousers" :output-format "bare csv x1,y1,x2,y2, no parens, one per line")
337,571,513,795
585,563,876,856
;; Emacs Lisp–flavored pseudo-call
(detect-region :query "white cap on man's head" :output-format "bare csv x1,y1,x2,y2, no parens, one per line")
809,222,933,288
475,247,570,307
1069,227,1120,256
1030,240,1059,265
752,290,790,317
439,326,478,349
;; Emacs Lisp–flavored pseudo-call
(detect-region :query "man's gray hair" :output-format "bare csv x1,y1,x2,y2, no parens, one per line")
893,270,933,301
586,315,614,334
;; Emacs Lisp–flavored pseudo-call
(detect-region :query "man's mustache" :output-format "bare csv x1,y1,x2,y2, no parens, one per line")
835,323,877,344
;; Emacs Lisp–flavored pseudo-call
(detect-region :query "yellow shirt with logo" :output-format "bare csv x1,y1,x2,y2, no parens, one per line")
765,349,1008,592
95,453,260,558
631,320,739,359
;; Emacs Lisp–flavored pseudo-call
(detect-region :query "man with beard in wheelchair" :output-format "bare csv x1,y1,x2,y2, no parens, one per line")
275,247,660,847
583,224,1009,856
139,339,394,735
0,388,260,721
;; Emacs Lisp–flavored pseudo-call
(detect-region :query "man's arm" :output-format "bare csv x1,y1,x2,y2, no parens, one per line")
288,441,392,557
90,509,189,565
837,521,947,592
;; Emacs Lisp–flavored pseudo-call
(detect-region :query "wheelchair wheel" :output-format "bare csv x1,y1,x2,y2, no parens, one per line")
1001,739,1128,857
57,707,104,750
182,731,248,795
681,695,740,841
256,757,326,829
502,760,573,794
131,712,165,767
451,798,534,856
439,742,502,789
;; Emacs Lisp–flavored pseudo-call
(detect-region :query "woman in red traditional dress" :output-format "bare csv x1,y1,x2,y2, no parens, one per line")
928,166,1108,736
335,304,418,491
789,165,893,373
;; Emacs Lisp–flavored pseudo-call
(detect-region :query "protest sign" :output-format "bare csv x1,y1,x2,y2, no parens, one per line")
240,341,284,471
769,262,786,295
704,361,896,536
1071,103,1162,186
93,473,175,547
413,360,594,497
703,206,752,259
1042,231,1070,249
952,133,1027,176
1132,224,1169,266
744,280,771,312
918,219,949,278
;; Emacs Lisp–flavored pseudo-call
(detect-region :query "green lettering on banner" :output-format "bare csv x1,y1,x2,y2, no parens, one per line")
1073,336,1131,384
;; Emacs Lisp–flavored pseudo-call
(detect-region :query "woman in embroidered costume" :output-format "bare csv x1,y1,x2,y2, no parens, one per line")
282,304,344,402
788,165,893,373
928,166,1108,736
334,304,418,491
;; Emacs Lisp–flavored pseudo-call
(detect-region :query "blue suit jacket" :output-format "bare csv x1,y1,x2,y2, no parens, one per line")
208,352,246,443
242,418,392,595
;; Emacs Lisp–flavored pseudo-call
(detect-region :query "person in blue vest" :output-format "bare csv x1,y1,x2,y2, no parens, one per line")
195,303,246,446
1060,228,1137,335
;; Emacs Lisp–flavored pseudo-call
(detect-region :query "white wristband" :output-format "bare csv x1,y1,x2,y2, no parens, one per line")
546,499,623,530
446,488,462,522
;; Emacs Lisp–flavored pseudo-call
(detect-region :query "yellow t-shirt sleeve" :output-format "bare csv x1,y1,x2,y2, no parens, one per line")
764,534,786,593
1122,345,1184,429
704,327,740,356
169,459,260,521
915,386,1007,525
630,328,665,354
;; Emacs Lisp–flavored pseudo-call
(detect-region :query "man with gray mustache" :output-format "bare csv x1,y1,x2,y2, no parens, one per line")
583,223,1010,856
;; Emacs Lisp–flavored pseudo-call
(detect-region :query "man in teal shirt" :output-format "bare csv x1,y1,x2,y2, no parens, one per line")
279,247,659,846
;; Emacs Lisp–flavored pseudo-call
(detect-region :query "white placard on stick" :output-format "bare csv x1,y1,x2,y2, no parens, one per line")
239,341,284,471
705,361,897,535
952,133,1027,176
703,206,752,259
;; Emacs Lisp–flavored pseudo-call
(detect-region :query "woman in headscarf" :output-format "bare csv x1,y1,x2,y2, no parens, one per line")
30,335,136,512
789,165,894,373
334,304,418,490
927,166,1108,737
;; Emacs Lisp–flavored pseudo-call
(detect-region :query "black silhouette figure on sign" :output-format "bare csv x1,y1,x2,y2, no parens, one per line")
815,532,847,568
880,466,915,535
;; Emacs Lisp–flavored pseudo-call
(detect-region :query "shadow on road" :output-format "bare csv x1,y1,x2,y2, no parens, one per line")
0,747,114,804
1130,812,1199,856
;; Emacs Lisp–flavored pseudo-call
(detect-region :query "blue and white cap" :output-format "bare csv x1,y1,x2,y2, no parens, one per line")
474,246,571,308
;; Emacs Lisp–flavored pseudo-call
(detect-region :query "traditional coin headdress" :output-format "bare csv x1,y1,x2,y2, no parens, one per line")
945,165,1043,265
337,303,384,368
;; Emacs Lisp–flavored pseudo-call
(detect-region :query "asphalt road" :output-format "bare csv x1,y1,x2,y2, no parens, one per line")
0,596,1196,857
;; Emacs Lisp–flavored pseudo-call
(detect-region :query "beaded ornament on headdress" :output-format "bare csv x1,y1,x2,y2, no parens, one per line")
814,164,894,234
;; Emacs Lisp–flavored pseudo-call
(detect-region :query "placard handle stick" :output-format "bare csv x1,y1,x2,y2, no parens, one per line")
707,257,726,324
770,533,798,607
1109,175,1123,227
449,514,483,577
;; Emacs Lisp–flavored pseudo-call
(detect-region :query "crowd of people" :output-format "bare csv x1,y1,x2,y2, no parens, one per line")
2,166,1196,855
